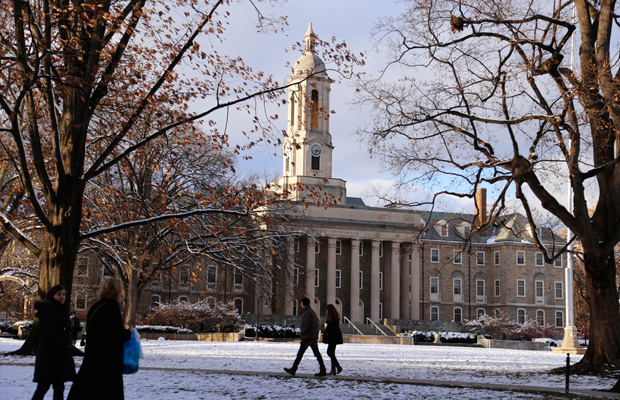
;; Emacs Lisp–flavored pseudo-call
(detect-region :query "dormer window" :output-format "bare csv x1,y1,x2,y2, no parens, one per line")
441,224,449,237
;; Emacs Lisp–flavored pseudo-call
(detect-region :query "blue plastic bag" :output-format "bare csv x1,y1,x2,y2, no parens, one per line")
122,328,142,374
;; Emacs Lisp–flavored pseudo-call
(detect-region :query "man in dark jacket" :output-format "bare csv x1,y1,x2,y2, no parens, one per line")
284,297,326,377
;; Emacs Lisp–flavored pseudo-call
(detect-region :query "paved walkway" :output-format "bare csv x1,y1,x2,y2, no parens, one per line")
2,361,619,398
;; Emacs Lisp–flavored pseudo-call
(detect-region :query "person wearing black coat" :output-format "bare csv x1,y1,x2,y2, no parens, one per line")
322,304,344,375
68,278,131,400
32,285,76,400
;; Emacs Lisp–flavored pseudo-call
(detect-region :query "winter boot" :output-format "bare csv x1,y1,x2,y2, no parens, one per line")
336,365,343,374
284,367,297,376
315,367,327,377
327,368,337,375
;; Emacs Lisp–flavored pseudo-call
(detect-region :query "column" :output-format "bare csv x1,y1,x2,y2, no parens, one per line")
400,244,411,320
410,245,421,320
284,237,295,315
327,237,337,306
370,240,381,322
306,238,316,314
350,239,361,323
390,241,401,319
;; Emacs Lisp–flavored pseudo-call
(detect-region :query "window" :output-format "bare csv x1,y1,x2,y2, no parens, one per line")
293,237,300,252
535,280,544,299
315,241,320,254
233,298,243,314
379,303,384,321
441,224,449,237
335,269,342,288
516,251,525,265
555,282,564,299
454,308,462,323
477,308,485,319
359,271,363,289
150,295,161,311
453,250,462,265
476,280,485,296
453,278,462,295
75,292,87,310
536,310,545,326
555,311,564,327
430,248,439,263
311,155,320,170
335,240,342,255
293,300,298,316
180,267,190,288
379,242,384,257
430,306,439,321
315,269,319,287
234,269,243,289
310,90,319,130
554,256,563,268
535,252,544,267
292,268,299,286
206,266,216,286
179,296,188,304
430,277,439,294
494,251,500,265
408,247,412,261
76,257,88,277
517,309,526,324
494,279,500,297
379,272,383,291
517,279,525,297
476,251,485,265
359,241,364,256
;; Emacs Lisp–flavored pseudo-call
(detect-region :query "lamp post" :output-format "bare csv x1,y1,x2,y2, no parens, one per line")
255,295,267,341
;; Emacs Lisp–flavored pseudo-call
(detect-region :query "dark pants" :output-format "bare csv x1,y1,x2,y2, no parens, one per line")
32,382,64,400
292,339,325,370
326,343,340,370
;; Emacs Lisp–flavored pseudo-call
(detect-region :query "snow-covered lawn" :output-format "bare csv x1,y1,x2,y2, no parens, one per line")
0,337,616,399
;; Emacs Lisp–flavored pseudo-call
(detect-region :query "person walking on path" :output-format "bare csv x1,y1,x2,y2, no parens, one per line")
284,297,327,377
32,285,76,400
322,304,343,375
69,312,80,346
68,277,131,400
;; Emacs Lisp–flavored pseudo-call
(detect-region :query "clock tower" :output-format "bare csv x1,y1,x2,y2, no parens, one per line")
274,23,347,204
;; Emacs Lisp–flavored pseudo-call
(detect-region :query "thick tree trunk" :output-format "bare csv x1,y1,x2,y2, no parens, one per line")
574,254,620,375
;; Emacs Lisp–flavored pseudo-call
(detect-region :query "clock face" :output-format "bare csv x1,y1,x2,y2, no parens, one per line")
310,143,323,157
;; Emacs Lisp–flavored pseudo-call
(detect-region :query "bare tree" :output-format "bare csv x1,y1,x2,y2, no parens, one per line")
356,0,620,376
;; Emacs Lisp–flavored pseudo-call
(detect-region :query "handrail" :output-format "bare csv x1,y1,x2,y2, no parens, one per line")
365,317,388,336
342,316,364,335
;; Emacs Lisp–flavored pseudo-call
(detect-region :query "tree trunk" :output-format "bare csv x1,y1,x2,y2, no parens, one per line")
124,269,140,327
574,254,620,375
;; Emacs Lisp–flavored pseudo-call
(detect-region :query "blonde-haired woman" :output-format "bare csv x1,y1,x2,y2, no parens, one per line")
68,277,131,399
322,304,344,375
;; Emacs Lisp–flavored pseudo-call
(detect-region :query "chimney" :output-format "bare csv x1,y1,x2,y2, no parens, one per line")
475,188,487,235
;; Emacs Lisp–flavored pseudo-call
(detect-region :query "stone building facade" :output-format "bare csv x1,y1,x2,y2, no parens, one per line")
69,24,567,330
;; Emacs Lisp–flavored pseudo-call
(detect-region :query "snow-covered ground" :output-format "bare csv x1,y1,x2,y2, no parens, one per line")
0,337,616,399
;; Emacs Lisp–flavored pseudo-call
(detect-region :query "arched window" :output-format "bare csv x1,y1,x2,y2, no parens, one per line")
233,298,243,314
310,90,319,130
517,308,526,324
430,306,439,321
555,311,564,328
536,310,545,326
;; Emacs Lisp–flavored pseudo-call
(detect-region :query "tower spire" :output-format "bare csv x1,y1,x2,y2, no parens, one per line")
304,22,316,53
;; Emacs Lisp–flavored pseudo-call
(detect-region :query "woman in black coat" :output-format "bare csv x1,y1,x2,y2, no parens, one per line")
68,278,131,400
322,304,344,375
32,285,76,400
